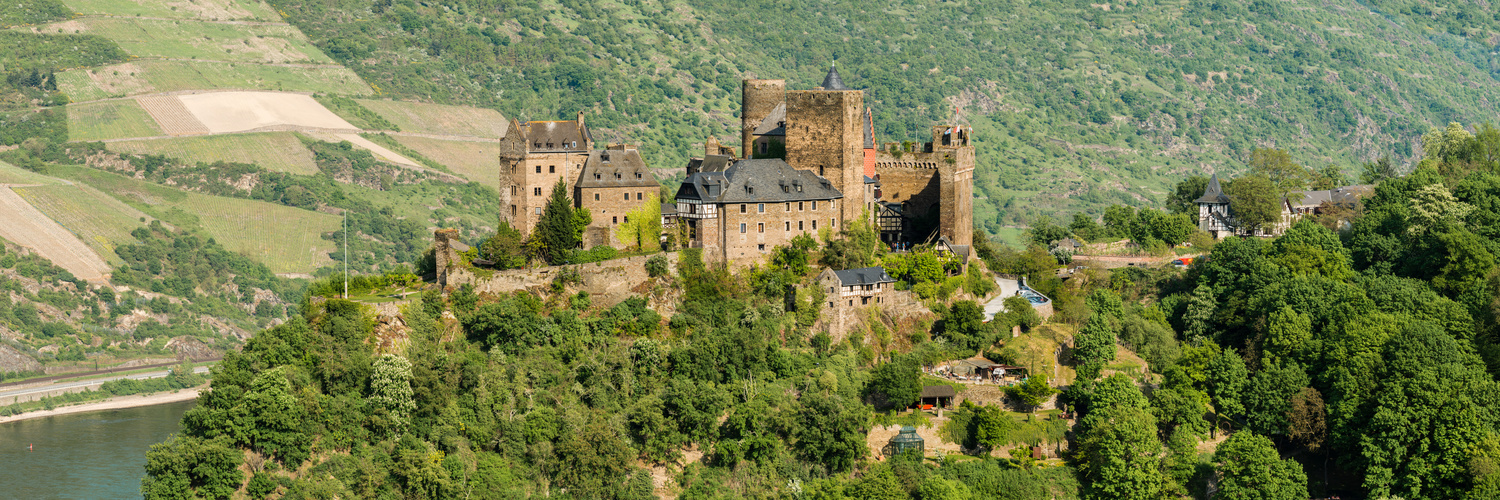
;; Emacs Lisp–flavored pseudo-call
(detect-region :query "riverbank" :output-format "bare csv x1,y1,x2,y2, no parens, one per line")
0,388,201,424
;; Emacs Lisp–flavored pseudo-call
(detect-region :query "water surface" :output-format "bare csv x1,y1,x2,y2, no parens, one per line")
0,400,194,499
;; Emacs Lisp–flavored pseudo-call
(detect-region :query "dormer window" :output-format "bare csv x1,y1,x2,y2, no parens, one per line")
746,186,754,195
546,142,554,148
595,173,601,179
635,172,642,179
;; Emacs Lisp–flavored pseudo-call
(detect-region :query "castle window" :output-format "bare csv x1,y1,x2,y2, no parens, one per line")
637,192,643,200
812,201,817,211
812,220,818,230
746,186,753,195
831,200,836,208
624,216,629,223
758,244,766,251
535,165,542,173
862,296,870,305
511,186,516,195
534,187,542,196
511,205,516,216
819,166,825,177
594,193,600,201
759,142,767,154
613,216,618,224
798,202,804,211
615,173,621,179
741,204,747,213
740,223,747,233
635,172,642,179
758,204,764,213
595,173,601,180
536,207,543,214
549,165,555,173
785,203,791,211
758,223,764,233
546,142,554,148
799,221,804,231
849,300,853,307
786,221,791,231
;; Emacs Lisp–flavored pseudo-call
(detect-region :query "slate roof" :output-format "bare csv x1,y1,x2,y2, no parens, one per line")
1287,184,1375,209
661,203,677,216
920,385,956,398
575,147,659,189
832,267,895,287
1195,174,1231,204
1286,190,1332,209
822,64,851,90
752,103,786,137
520,120,590,152
676,157,843,203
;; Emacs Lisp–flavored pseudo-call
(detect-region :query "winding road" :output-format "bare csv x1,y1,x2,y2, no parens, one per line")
0,365,210,406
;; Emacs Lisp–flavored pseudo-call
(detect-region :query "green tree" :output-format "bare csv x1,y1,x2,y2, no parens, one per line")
1182,284,1217,342
370,354,416,437
1073,314,1116,381
820,217,883,269
1242,360,1309,438
1150,386,1210,437
535,179,581,264
866,356,921,410
793,392,869,472
1070,213,1104,241
141,436,245,500
1027,216,1071,246
1206,348,1248,429
974,403,1016,450
1213,431,1308,500
1361,157,1398,184
1264,306,1312,363
939,301,990,352
1226,175,1281,234
1408,184,1473,236
1079,404,1167,500
482,220,526,269
1167,175,1210,215
1006,375,1059,412
1248,147,1308,193
614,193,662,251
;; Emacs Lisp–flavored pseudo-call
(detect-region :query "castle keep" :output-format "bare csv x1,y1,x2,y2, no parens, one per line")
686,65,975,264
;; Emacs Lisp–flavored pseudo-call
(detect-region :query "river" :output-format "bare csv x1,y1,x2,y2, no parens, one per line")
0,401,194,499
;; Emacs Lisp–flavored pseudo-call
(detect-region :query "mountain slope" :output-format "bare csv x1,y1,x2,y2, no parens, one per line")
265,0,1500,241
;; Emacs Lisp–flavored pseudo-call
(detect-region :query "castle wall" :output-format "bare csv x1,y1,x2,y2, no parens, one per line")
503,151,588,238
712,199,839,265
442,253,679,309
741,80,785,158
785,90,867,226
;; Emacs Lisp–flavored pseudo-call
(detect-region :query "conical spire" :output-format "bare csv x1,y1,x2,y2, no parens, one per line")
822,62,850,90
1195,173,1230,204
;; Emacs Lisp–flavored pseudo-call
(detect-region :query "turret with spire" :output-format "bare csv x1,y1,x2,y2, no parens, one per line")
821,62,851,91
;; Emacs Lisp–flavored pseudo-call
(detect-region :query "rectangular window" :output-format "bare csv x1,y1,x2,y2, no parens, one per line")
624,216,629,223
624,193,630,200
786,221,791,231
785,203,791,211
549,165,555,173
798,221,804,231
758,223,764,233
741,204,747,213
812,220,818,230
594,193,600,201
535,165,541,173
535,207,543,214
862,296,870,305
511,205,516,216
758,204,765,213
799,202,805,211
613,216,618,224
511,186,516,195
534,187,542,196
637,192,643,200
740,223,747,233
832,200,836,208
758,244,766,251
812,201,817,210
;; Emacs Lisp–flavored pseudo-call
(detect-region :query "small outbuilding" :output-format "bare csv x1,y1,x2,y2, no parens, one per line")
920,385,956,409
884,426,925,458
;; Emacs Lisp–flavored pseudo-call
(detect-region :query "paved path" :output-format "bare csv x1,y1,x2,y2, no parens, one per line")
0,366,210,405
984,277,1021,321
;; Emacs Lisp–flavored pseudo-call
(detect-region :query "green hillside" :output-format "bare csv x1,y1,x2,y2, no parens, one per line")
263,0,1500,241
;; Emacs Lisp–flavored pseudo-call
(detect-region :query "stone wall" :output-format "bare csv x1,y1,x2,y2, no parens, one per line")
741,79,785,158
785,89,867,225
578,186,657,249
443,253,679,309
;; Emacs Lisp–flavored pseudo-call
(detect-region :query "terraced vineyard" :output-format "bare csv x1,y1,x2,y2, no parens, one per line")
0,160,62,185
59,0,279,21
12,183,156,265
108,132,318,174
355,99,508,138
39,18,334,64
67,100,164,141
57,60,370,101
392,135,499,188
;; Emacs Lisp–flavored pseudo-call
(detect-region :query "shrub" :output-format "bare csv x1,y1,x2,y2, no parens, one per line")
645,254,669,278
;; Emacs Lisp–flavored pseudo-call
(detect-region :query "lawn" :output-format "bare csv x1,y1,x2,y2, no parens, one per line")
49,18,333,64
354,99,508,138
58,0,279,21
108,132,318,174
67,100,163,141
50,166,339,274
392,135,499,189
11,183,157,265
57,60,370,101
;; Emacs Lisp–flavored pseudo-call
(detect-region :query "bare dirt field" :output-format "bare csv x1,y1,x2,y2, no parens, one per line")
0,186,112,282
136,95,211,136
177,91,357,133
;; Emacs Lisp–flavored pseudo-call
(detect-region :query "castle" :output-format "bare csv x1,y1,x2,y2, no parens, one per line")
677,65,975,264
496,112,661,249
493,65,975,265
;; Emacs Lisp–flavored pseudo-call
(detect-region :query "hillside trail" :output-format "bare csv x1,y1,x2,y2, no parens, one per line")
0,185,111,283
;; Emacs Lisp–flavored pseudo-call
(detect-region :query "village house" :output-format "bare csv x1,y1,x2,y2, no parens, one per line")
1196,173,1372,238
816,266,896,334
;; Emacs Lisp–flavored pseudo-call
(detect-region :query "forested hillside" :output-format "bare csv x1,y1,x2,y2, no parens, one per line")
267,0,1500,240
138,124,1500,499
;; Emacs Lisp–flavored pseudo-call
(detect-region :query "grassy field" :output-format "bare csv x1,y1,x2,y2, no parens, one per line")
108,132,318,174
12,183,157,265
67,100,164,141
50,166,339,274
45,18,334,64
392,135,498,188
0,160,62,185
354,100,507,138
57,60,370,101
58,0,279,21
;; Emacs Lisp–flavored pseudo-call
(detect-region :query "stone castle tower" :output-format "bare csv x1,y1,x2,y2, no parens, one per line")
498,113,593,237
